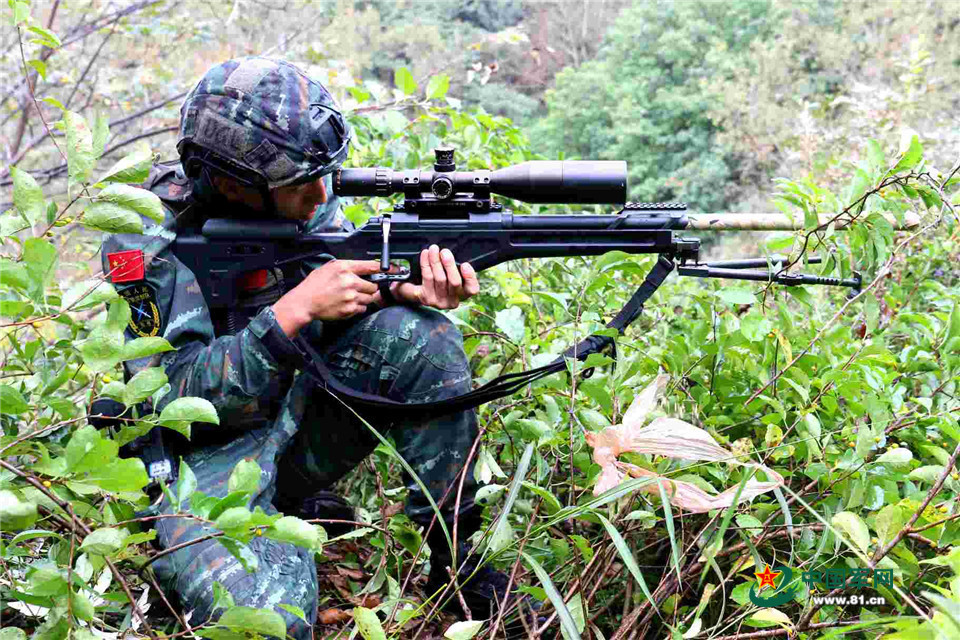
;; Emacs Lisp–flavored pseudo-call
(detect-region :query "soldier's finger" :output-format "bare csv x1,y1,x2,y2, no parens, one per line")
345,260,387,276
420,249,436,304
440,249,462,290
428,245,447,294
461,262,480,298
356,291,377,306
350,275,379,295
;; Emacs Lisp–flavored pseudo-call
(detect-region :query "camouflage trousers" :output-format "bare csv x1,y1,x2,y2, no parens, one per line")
152,306,479,638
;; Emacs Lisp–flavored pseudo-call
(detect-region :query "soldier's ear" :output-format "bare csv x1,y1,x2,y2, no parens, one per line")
211,174,266,209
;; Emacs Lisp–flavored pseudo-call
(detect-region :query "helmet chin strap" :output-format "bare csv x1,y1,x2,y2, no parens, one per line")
257,183,279,218
191,163,281,219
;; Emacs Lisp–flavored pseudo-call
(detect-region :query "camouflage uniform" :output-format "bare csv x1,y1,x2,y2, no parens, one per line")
102,58,479,638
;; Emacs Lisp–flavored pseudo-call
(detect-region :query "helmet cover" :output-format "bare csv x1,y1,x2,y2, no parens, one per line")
178,56,350,189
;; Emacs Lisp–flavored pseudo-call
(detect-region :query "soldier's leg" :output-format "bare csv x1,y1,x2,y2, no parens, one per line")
274,306,480,526
273,307,515,621
152,388,318,639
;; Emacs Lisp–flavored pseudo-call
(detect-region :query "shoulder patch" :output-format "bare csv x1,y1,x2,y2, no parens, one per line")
118,284,164,338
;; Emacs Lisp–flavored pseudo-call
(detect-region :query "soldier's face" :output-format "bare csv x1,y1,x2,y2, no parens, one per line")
272,177,328,222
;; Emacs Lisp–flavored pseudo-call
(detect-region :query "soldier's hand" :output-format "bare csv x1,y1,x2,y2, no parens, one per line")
391,245,480,310
273,259,380,336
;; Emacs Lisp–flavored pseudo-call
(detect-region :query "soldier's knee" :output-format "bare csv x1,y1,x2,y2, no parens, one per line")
368,306,469,373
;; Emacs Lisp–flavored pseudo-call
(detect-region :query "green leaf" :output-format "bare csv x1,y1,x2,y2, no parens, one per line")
894,132,923,172
908,465,944,484
66,425,119,473
266,516,322,550
731,581,753,607
85,458,149,493
278,604,307,623
80,527,125,556
946,302,960,345
228,459,261,495
215,507,252,533
0,628,28,640
82,201,144,234
79,327,125,373
62,278,118,310
427,74,450,100
875,505,905,545
522,482,562,515
12,1,29,25
394,67,417,96
207,491,251,522
178,461,197,511
568,593,586,634
495,306,525,342
160,397,220,432
63,111,95,183
92,111,110,160
98,146,153,184
123,367,168,406
388,516,422,555
123,529,157,547
0,489,38,531
488,443,534,553
121,336,176,361
716,288,756,305
105,298,131,333
10,166,45,223
740,310,772,342
41,96,65,111
217,606,287,638
748,608,792,628
355,607,387,640
0,259,29,290
597,514,657,612
657,479,683,584
0,385,29,414
866,139,884,169
27,25,61,48
876,448,913,469
22,237,58,302
95,183,165,223
216,537,259,572
70,589,96,621
523,552,581,640
444,620,484,640
831,511,870,553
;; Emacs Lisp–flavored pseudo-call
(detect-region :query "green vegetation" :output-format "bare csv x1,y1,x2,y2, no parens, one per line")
2,1,959,639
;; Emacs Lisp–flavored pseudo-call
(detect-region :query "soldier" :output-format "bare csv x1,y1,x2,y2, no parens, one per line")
102,57,508,638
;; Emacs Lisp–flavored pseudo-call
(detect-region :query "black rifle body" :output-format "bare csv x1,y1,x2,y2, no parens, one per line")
173,208,696,310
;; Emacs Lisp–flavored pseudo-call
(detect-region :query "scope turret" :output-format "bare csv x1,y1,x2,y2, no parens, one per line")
334,148,626,205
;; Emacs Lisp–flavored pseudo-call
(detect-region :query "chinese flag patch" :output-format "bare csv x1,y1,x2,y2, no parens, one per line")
107,250,145,283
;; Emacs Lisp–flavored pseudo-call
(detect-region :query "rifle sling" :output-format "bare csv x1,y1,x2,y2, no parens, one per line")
292,255,675,423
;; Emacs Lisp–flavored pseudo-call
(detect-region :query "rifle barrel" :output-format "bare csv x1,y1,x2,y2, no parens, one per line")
686,212,919,231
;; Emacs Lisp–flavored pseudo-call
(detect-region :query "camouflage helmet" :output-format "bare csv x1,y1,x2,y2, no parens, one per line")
178,57,350,190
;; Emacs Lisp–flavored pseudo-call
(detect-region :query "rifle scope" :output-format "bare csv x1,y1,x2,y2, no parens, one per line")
334,147,626,205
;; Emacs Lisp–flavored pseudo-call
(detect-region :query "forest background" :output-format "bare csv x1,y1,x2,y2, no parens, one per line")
2,1,960,640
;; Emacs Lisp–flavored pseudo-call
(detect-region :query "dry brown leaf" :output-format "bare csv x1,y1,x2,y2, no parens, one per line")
586,375,784,513
350,593,381,608
317,608,352,625
336,566,365,580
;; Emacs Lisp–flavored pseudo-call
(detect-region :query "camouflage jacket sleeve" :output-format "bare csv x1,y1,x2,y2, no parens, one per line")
102,209,297,431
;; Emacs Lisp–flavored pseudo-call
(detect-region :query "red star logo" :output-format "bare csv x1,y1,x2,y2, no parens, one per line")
755,565,781,592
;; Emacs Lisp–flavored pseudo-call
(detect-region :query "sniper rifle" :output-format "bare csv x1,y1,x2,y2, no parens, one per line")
172,147,908,421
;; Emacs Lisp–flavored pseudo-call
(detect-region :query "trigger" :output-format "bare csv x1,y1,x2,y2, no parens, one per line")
379,280,399,306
